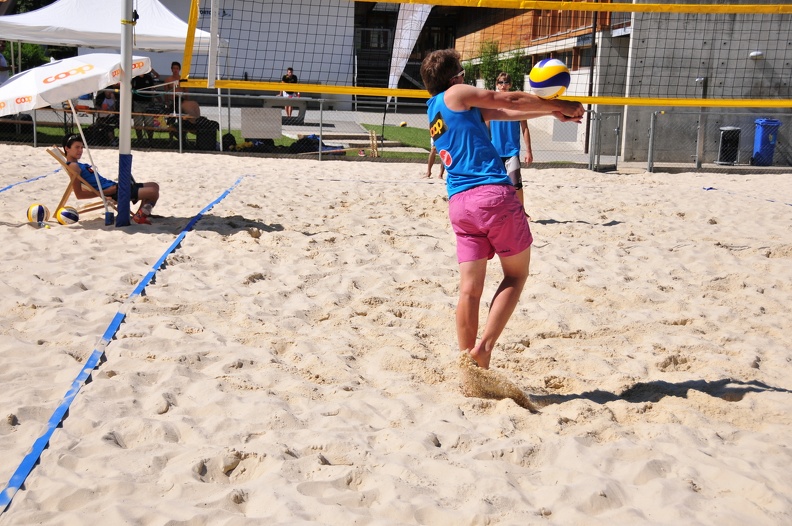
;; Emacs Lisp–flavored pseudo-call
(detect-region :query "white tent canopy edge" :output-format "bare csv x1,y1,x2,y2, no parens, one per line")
0,0,212,53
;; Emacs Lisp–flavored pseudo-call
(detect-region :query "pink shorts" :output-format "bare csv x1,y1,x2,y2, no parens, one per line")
448,184,533,263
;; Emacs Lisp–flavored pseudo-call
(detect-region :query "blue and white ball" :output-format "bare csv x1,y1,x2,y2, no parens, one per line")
27,203,50,223
56,206,80,225
528,58,571,99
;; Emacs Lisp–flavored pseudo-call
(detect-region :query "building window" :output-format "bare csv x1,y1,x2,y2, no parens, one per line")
554,51,572,67
355,28,391,51
577,47,593,69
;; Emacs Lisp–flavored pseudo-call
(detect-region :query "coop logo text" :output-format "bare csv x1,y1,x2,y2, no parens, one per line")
111,61,146,78
429,112,447,139
43,65,95,84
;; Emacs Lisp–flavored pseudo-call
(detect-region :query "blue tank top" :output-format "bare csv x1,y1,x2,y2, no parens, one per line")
490,120,521,158
69,161,115,191
427,92,511,198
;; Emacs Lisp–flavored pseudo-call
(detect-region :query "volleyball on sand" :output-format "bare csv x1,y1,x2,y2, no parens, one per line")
56,206,80,225
528,58,571,99
27,203,50,223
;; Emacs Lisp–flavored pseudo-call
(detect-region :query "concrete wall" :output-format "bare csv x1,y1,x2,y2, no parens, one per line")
620,5,791,163
149,0,355,87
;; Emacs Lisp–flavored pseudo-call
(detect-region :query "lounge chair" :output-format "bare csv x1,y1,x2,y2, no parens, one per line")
47,147,117,215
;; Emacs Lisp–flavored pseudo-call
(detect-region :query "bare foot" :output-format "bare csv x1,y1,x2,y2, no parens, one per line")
468,346,492,369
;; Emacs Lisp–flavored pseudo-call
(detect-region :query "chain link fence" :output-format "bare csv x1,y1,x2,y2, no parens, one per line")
647,110,791,173
5,89,787,173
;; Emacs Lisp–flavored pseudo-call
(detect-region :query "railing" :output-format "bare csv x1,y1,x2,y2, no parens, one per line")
5,89,786,172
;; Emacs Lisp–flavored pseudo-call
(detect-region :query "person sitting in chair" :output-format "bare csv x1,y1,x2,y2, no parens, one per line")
62,134,160,225
93,84,120,145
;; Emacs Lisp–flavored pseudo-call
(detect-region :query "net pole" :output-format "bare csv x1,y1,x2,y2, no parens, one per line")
584,9,597,155
207,0,219,88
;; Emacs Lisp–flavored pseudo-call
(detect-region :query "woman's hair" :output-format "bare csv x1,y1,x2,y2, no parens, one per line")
420,49,462,96
62,133,83,149
496,72,512,86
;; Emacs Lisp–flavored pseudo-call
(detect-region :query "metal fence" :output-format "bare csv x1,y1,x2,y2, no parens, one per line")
647,110,791,173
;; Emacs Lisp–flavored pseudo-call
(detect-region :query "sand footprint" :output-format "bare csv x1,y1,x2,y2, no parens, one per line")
193,449,262,484
457,353,538,412
155,392,177,415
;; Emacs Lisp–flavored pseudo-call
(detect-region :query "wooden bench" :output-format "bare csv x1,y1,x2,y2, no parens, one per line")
0,118,73,130
93,110,203,139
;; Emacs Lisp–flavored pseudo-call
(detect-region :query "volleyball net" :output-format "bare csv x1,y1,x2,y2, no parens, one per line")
180,0,792,108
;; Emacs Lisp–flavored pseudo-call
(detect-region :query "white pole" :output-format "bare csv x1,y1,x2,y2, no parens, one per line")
207,0,219,88
119,0,133,158
116,0,135,226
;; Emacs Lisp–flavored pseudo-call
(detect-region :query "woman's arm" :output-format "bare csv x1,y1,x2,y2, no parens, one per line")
520,121,533,165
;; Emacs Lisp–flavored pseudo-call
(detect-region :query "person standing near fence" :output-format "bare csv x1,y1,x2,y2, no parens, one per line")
489,72,534,218
131,70,160,145
420,49,583,369
0,42,13,83
281,67,299,118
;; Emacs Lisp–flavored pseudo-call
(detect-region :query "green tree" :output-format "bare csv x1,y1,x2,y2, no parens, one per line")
477,41,530,92
478,40,500,90
499,51,528,92
14,0,59,12
461,61,476,86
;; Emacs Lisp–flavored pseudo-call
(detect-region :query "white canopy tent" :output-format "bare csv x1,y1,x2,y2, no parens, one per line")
0,0,216,228
0,0,212,53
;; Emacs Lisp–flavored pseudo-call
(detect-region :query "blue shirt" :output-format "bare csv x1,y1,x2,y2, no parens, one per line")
68,161,115,191
427,92,510,198
490,120,521,158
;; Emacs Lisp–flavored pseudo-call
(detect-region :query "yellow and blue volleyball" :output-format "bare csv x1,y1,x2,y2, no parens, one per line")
27,203,50,223
528,58,571,99
56,206,80,225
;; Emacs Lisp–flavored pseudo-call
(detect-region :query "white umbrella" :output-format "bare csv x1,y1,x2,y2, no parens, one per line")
0,53,150,116
0,53,151,222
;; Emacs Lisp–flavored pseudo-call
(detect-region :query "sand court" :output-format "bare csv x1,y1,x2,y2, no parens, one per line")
1,143,791,524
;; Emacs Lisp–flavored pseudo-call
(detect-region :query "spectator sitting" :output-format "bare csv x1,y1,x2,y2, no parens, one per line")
131,70,161,144
93,85,120,144
62,134,160,225
281,67,299,118
179,99,202,129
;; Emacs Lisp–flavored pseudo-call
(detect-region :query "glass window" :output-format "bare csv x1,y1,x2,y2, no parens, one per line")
578,47,593,68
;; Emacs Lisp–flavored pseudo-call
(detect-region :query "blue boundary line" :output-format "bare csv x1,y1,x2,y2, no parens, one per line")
702,186,792,207
0,175,247,513
0,171,55,194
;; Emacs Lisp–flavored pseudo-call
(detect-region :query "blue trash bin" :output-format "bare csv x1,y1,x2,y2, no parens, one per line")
751,118,781,166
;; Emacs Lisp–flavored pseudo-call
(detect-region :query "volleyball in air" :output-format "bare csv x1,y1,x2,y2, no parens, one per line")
56,206,80,225
528,58,571,99
27,203,50,223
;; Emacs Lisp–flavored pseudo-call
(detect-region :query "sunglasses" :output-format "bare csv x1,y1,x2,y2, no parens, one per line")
452,70,465,79
497,80,511,85
64,134,82,146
